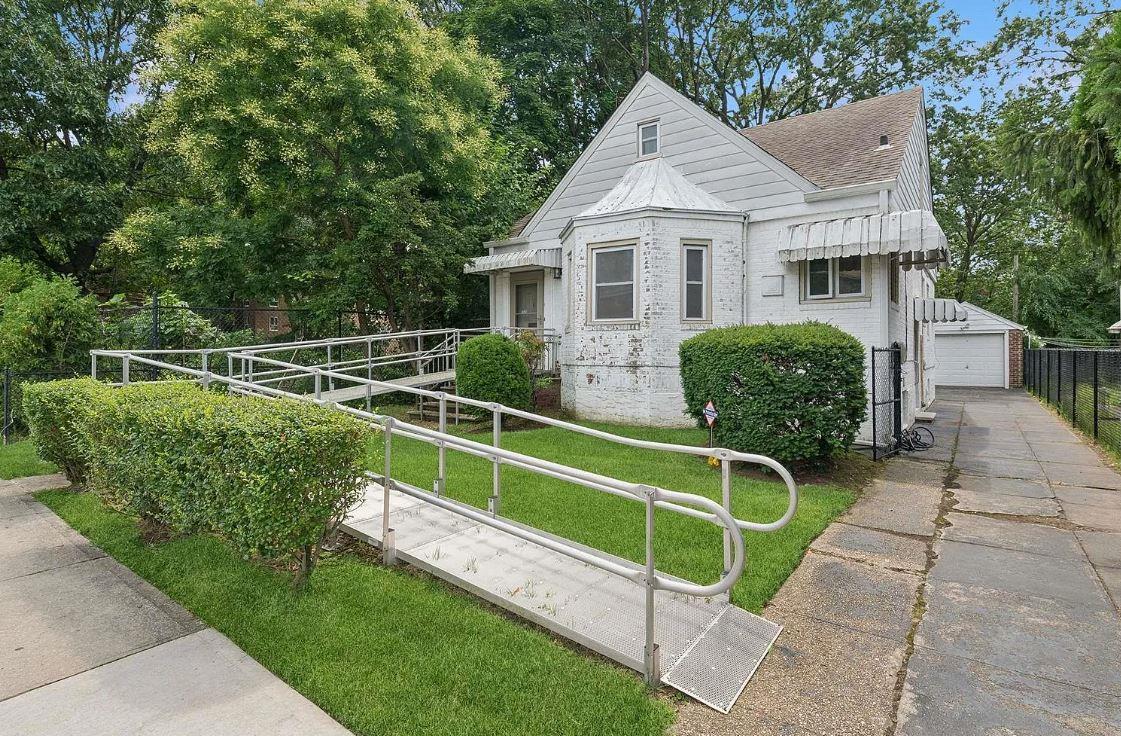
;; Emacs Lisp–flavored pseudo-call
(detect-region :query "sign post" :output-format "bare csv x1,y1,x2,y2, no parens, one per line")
703,400,717,448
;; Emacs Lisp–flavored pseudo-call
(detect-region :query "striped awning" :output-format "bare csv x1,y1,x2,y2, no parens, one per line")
778,210,947,271
914,297,968,323
464,247,562,275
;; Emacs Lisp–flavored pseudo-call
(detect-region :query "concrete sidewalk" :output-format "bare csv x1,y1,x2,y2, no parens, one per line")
675,387,1121,735
0,474,352,736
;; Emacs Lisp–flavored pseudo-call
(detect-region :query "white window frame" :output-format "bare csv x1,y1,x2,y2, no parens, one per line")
802,256,866,301
637,120,659,158
268,314,280,332
681,240,711,322
589,242,638,323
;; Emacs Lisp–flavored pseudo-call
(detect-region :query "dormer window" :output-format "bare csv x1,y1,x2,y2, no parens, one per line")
638,121,659,157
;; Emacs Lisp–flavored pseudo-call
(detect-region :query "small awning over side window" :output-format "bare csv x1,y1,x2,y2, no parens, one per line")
778,210,947,271
464,248,562,275
913,297,968,322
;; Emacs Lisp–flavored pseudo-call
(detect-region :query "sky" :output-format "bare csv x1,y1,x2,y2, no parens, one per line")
936,0,1083,109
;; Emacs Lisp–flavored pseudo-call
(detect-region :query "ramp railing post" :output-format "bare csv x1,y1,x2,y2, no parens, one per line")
721,457,732,580
489,404,501,516
201,350,211,390
436,392,448,496
122,356,130,386
314,368,322,401
643,485,660,686
227,353,234,381
326,344,333,391
90,354,97,380
365,381,372,414
366,337,372,384
382,417,396,566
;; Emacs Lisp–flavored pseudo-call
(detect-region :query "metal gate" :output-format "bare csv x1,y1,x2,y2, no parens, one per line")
870,343,902,460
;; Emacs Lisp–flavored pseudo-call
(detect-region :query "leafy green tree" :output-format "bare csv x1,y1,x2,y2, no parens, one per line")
117,0,529,330
437,0,968,194
1006,17,1121,265
0,0,169,288
932,104,1033,306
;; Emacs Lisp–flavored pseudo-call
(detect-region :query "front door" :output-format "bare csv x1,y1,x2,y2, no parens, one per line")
513,276,542,329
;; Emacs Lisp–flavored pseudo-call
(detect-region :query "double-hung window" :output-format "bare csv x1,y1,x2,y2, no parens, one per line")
682,241,709,321
638,121,659,157
804,256,865,299
590,244,636,321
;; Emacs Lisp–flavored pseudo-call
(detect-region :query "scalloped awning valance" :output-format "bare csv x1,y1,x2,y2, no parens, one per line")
778,210,947,271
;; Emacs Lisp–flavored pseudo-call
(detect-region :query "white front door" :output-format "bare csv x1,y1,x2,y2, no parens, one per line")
513,277,542,329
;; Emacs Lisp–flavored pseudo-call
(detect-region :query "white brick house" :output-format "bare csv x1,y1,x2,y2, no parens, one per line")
465,73,965,439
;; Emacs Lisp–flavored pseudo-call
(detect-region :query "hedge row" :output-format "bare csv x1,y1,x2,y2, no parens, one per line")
23,379,371,581
680,322,867,467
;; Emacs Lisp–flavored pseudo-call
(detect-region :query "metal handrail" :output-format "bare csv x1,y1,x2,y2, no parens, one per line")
220,351,798,536
90,336,795,685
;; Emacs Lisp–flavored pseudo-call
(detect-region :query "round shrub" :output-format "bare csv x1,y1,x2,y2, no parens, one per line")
680,322,867,467
455,333,532,412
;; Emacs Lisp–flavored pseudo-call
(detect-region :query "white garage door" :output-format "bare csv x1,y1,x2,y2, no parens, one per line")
937,332,1006,387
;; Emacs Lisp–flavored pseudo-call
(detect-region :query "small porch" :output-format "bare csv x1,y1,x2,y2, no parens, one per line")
464,247,562,333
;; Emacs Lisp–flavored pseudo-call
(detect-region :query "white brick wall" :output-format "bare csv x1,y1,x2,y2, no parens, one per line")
559,212,745,426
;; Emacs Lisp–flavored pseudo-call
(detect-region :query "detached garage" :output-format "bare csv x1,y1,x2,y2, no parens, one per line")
935,302,1025,388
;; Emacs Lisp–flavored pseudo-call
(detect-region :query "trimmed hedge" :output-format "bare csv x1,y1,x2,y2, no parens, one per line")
455,333,532,413
23,378,111,483
680,322,867,466
24,380,371,581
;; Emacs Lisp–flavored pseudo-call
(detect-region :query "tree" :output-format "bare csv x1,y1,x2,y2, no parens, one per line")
118,0,531,330
931,104,1033,307
1005,16,1121,266
0,0,169,288
437,0,969,194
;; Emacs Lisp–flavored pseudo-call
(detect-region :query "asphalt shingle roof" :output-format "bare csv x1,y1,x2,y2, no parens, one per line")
740,88,924,189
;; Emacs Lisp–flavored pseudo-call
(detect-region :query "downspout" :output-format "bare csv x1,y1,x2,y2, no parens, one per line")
741,213,750,325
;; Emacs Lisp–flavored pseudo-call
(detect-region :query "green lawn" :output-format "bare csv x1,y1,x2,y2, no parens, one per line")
0,439,56,479
38,490,674,736
374,417,858,613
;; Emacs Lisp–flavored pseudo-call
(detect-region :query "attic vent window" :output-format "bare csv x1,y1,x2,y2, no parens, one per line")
878,134,890,148
638,121,659,157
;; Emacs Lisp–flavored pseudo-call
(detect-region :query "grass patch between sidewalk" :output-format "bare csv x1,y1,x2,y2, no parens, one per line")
0,439,57,479
37,489,674,736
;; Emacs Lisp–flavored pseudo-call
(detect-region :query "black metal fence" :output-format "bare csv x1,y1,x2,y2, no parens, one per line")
1025,347,1121,453
870,343,903,460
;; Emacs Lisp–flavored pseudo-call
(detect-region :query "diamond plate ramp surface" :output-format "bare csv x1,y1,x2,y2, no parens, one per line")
662,605,782,713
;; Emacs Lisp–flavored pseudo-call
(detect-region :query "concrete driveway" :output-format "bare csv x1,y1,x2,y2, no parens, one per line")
675,387,1121,736
896,387,1121,735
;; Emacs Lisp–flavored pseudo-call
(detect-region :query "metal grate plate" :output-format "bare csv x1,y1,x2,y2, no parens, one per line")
662,605,782,713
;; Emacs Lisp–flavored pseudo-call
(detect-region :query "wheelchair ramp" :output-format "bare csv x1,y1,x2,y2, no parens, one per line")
662,605,782,713
341,481,781,712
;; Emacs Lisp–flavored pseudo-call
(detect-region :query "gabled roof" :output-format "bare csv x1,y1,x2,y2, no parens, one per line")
578,158,736,217
740,88,924,189
507,211,535,238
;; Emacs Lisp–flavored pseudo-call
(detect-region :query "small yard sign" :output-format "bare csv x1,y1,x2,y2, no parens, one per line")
703,401,717,427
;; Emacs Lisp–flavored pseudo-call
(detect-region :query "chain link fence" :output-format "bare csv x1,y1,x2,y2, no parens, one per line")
1025,347,1121,453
